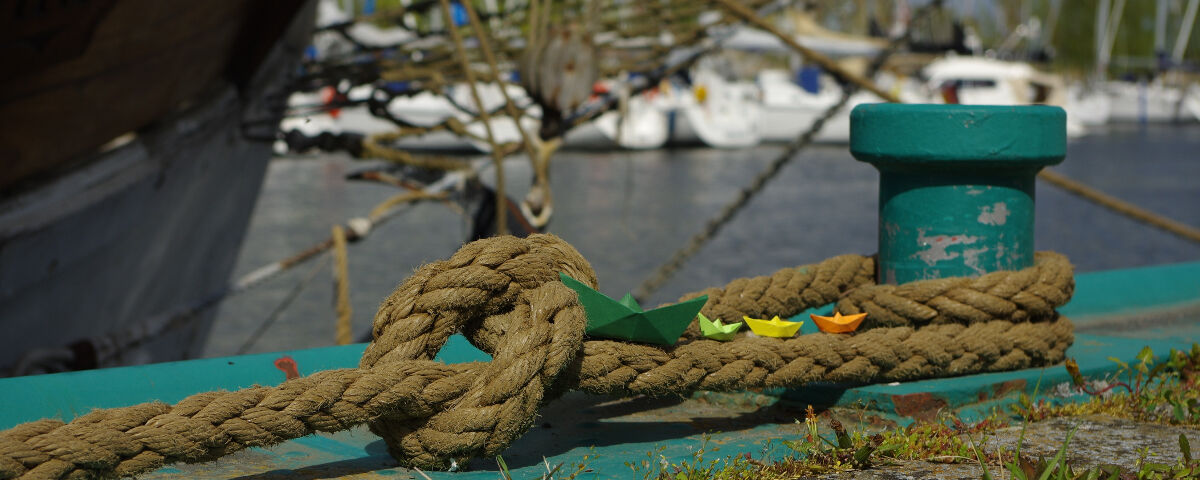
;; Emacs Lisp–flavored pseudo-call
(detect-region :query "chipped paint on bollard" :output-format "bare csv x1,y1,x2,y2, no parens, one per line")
849,104,1066,284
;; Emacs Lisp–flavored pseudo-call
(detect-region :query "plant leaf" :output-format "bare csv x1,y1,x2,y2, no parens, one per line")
1136,346,1155,365
1107,356,1129,370
1180,433,1192,464
831,419,852,449
1065,358,1085,387
1037,427,1077,480
1004,462,1025,480
496,455,511,480
852,445,874,465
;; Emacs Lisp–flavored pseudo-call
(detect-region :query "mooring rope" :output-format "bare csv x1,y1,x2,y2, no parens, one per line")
0,234,1074,479
1037,169,1200,245
629,0,942,301
332,225,354,346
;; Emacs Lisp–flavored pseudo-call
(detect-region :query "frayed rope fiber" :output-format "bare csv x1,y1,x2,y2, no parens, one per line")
0,234,1074,479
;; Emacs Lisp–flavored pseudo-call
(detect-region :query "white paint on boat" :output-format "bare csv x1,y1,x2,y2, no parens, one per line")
1105,80,1199,123
658,70,762,149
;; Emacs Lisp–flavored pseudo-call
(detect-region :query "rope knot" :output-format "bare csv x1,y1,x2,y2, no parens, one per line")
0,235,1075,479
359,234,594,469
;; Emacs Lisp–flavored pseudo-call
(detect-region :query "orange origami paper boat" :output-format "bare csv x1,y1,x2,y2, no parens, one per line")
809,312,868,334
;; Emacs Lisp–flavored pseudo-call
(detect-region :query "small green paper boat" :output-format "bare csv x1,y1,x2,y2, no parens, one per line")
559,273,708,345
697,313,742,341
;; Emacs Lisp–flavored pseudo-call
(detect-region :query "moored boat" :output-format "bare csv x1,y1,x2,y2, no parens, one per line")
1105,80,1200,123
658,69,763,149
0,0,317,374
923,55,1088,137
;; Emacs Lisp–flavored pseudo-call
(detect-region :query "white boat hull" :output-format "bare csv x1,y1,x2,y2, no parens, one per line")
280,85,538,154
1106,82,1198,123
564,98,669,150
660,75,762,149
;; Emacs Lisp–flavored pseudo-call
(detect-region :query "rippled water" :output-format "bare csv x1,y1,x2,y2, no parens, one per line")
204,123,1200,357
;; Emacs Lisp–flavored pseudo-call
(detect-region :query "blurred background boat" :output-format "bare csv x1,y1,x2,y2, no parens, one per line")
0,0,316,374
923,55,1088,137
9,0,1200,378
1104,80,1200,123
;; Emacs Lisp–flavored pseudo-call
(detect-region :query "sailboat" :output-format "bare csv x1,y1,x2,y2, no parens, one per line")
562,80,671,150
923,55,1088,138
280,83,538,153
756,69,922,143
1105,79,1200,123
656,68,764,149
1096,0,1200,123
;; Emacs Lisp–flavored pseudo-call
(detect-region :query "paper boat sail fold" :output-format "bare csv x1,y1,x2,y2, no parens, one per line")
559,273,707,345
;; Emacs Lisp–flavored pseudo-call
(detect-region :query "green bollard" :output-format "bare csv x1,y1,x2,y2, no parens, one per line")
849,104,1065,284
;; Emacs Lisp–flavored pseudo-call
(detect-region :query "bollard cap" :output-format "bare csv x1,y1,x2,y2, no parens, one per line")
850,104,1066,169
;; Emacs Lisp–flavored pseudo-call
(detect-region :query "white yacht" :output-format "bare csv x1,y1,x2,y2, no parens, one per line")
756,69,924,144
656,69,763,149
562,81,670,150
922,56,1087,137
1104,80,1200,123
279,83,538,154
1065,84,1113,126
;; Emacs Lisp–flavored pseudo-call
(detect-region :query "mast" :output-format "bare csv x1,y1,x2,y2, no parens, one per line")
1155,0,1168,66
1173,0,1200,64
1095,0,1109,77
1097,0,1125,78
1042,0,1062,54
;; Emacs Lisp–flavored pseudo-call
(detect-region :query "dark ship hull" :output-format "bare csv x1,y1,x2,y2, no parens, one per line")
0,0,315,373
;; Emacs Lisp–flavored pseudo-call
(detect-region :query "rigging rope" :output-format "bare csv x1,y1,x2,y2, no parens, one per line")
632,1,941,301
1037,169,1200,245
332,225,354,345
7,172,470,372
0,234,1074,478
438,0,510,234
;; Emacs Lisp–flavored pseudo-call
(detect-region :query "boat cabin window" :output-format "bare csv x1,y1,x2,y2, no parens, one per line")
1029,82,1052,104
938,79,997,89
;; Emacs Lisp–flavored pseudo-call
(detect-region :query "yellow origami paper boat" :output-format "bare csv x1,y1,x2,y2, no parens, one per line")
810,311,868,334
742,315,803,338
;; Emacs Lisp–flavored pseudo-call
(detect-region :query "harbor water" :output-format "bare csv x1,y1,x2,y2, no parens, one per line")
204,123,1200,357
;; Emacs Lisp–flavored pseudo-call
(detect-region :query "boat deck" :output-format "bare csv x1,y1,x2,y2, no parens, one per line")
2,260,1197,479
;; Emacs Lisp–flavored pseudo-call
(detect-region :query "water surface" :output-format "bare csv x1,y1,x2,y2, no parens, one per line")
205,123,1200,356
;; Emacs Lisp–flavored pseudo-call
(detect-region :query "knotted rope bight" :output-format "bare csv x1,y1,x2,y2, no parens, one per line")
0,234,1074,479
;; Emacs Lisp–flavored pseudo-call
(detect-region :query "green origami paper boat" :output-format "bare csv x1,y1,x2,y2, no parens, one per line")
697,313,742,341
559,272,708,345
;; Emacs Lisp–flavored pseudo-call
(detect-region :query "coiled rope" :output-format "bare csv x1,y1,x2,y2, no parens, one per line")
0,234,1074,479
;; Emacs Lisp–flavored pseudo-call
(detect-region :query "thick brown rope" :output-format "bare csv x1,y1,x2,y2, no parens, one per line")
332,225,354,345
0,234,1075,479
1038,169,1200,245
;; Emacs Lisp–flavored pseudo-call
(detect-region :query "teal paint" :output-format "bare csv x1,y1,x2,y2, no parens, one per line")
3,261,1199,478
0,335,488,430
850,104,1066,284
777,333,1195,425
1062,260,1200,318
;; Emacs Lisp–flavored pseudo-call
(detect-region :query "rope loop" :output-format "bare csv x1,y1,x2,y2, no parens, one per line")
359,235,595,469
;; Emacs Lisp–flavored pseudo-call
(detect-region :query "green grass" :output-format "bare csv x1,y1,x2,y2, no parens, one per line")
1015,344,1200,426
612,344,1200,480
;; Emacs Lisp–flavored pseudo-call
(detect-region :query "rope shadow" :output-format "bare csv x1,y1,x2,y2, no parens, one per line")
224,390,824,478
